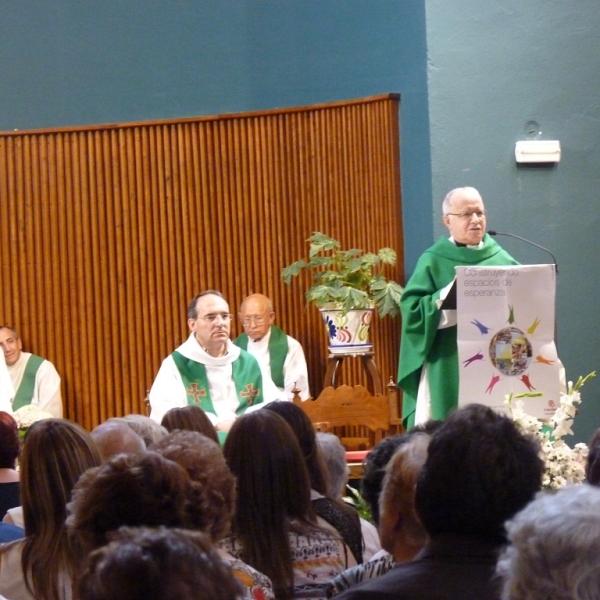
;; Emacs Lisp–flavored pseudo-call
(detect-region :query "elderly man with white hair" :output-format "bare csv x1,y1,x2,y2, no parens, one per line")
397,187,518,428
498,484,600,600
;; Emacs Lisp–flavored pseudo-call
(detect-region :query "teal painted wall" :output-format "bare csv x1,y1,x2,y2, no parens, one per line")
425,1,600,441
0,0,432,269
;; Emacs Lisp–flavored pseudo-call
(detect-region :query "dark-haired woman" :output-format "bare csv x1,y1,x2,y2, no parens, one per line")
221,410,356,600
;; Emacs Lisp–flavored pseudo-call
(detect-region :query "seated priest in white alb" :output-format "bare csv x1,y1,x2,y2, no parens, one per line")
234,293,310,400
0,326,63,418
149,290,283,436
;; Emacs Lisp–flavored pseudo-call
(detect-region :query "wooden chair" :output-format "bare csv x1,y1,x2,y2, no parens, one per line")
293,381,402,451
294,381,402,479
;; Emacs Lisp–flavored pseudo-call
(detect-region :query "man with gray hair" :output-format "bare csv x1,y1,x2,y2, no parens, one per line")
397,187,518,428
498,484,600,600
0,325,62,417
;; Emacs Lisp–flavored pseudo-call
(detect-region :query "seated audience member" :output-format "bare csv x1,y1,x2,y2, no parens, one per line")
0,326,63,417
360,434,412,527
264,402,363,563
90,419,146,462
68,452,195,559
222,410,356,600
0,412,20,520
78,526,243,600
316,432,381,560
499,484,600,600
328,432,431,597
160,405,219,444
69,450,270,600
0,419,101,600
117,414,167,447
585,427,600,485
152,430,274,599
336,404,544,600
359,421,442,527
234,293,310,400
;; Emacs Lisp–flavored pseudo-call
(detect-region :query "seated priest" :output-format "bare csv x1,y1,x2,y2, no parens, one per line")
234,293,310,400
149,290,283,435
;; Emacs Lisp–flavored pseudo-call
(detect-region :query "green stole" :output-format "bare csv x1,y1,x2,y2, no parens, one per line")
171,350,265,416
12,354,45,411
233,325,289,388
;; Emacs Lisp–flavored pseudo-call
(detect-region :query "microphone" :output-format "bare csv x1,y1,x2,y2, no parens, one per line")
488,230,558,273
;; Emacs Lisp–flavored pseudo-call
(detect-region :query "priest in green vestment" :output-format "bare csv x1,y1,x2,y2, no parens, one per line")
398,187,518,428
234,293,310,400
149,291,283,434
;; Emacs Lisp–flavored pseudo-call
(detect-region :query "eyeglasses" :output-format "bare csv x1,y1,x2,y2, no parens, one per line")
241,316,266,326
200,313,233,323
446,210,486,220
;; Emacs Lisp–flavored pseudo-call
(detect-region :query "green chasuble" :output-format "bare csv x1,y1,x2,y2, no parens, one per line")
233,325,289,388
398,234,518,428
171,349,265,416
12,354,45,411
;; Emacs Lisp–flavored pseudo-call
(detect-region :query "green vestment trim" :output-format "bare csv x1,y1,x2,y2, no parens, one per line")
234,325,289,388
12,354,45,411
171,350,265,416
397,234,519,428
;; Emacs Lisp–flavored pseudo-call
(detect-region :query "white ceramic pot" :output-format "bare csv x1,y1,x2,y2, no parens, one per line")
319,305,374,355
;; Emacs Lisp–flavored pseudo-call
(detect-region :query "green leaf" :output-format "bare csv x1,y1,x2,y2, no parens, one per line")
281,260,307,285
371,279,403,318
308,232,339,257
360,252,379,269
377,247,397,266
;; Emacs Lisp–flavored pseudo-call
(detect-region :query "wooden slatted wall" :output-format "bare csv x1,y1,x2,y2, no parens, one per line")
0,94,403,430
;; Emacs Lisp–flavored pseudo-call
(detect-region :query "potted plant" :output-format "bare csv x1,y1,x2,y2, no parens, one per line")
281,232,403,354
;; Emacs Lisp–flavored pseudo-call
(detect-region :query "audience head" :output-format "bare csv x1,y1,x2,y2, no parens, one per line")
160,405,219,444
151,430,235,541
263,400,329,496
0,325,22,366
21,418,102,537
315,432,348,500
239,293,275,342
585,427,600,485
223,409,313,599
90,419,146,462
68,451,194,557
378,433,430,562
16,418,101,600
78,527,243,600
415,404,544,542
118,414,167,447
498,484,600,600
360,433,412,525
0,411,20,469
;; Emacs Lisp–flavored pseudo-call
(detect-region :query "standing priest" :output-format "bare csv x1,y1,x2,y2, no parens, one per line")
398,187,518,428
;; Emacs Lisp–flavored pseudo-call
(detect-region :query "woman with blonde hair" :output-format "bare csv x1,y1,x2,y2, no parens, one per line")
0,418,101,600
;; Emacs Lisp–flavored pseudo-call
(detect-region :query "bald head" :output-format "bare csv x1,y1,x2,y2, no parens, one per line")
91,420,146,462
239,294,275,341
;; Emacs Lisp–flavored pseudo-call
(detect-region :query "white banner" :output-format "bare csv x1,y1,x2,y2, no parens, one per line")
456,264,559,418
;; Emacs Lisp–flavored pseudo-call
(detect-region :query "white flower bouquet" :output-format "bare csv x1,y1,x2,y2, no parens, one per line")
505,372,595,490
12,404,54,440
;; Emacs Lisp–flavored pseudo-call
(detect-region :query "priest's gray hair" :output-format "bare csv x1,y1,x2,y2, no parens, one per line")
442,187,482,215
498,484,600,600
